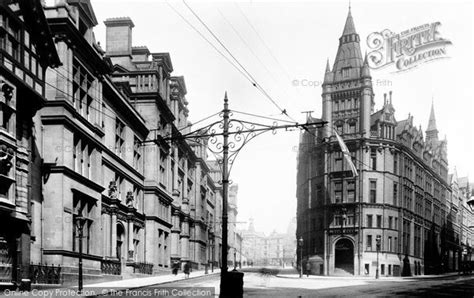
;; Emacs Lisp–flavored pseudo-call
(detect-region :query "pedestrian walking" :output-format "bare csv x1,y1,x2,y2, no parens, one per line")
306,262,311,277
172,261,179,275
183,262,191,279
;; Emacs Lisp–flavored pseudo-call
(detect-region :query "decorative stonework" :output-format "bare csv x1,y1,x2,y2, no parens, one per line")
0,145,14,175
126,191,134,208
108,181,118,200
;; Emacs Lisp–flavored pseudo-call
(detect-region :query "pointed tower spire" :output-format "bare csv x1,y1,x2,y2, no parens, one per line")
362,51,371,78
325,58,331,73
427,101,437,131
332,6,363,81
324,58,333,84
342,6,356,36
426,100,439,142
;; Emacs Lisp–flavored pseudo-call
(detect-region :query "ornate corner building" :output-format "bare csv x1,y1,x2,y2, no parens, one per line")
296,9,473,277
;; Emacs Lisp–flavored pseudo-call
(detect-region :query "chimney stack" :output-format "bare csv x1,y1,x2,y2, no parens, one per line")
104,17,134,57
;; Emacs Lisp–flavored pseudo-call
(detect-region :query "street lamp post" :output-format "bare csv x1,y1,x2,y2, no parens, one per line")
210,237,215,273
234,248,237,270
298,237,303,278
143,93,327,296
75,212,87,292
376,235,381,279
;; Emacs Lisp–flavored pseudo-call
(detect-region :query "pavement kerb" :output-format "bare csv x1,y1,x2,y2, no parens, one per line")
71,270,221,297
275,271,465,281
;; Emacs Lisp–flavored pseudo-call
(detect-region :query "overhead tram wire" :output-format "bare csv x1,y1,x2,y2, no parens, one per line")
217,8,283,91
231,110,296,124
165,0,253,85
234,2,306,100
181,0,297,123
158,111,223,140
218,8,303,122
37,37,298,142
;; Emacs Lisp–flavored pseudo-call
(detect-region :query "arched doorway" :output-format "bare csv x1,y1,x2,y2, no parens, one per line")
334,238,354,275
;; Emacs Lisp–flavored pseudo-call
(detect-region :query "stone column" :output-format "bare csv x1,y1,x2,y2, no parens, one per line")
170,211,181,260
111,213,117,258
361,78,373,138
322,84,333,138
164,232,170,267
173,148,180,200
102,212,108,257
128,219,134,261
180,217,190,261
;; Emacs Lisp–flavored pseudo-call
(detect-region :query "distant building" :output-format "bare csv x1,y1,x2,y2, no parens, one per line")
296,8,473,277
240,218,296,267
240,219,266,266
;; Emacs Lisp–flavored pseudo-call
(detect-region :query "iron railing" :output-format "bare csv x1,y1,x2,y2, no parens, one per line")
133,262,153,275
30,263,61,284
101,259,121,275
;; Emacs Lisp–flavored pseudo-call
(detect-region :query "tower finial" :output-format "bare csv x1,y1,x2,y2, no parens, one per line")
426,99,439,141
349,0,351,13
342,3,356,35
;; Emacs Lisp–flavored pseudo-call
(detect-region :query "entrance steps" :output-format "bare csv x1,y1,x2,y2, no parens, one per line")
333,268,353,276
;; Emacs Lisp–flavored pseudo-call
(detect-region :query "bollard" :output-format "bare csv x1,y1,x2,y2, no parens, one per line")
19,279,31,291
220,270,244,298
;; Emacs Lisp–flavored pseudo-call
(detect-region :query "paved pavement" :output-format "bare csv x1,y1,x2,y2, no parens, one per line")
2,267,471,297
277,271,462,281
81,268,221,293
132,270,474,297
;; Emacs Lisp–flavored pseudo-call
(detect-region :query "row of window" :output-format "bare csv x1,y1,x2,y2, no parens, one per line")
334,180,355,203
331,176,448,218
333,98,359,112
366,234,397,253
334,120,358,134
0,12,45,81
366,214,399,229
72,195,146,261
365,263,400,276
378,124,395,140
72,59,101,125
157,229,169,267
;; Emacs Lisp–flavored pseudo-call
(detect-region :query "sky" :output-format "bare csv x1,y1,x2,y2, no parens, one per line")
58,0,474,235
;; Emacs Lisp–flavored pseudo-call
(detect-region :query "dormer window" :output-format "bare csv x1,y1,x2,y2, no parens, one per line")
342,67,350,78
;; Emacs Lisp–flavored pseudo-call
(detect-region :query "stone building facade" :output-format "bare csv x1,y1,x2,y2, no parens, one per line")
0,0,59,287
240,218,296,267
296,8,473,277
26,0,225,284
